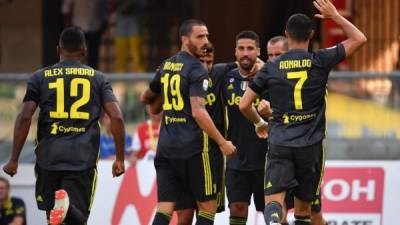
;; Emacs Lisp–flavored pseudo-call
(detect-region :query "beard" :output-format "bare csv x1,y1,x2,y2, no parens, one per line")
239,56,256,71
188,40,206,58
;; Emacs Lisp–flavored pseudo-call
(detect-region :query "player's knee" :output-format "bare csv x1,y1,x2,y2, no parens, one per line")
229,202,248,217
176,209,195,225
197,200,217,213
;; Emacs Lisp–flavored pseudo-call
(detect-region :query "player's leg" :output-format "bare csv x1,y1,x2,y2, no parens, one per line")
152,157,182,225
264,144,297,225
293,141,324,225
311,185,327,225
34,164,62,224
175,193,196,225
189,152,217,225
58,167,97,225
214,151,226,214
226,169,250,225
281,189,295,225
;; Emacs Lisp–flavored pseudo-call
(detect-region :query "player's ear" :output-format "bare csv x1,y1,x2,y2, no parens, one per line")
284,30,289,38
257,47,261,56
181,35,188,45
309,30,315,40
80,45,88,58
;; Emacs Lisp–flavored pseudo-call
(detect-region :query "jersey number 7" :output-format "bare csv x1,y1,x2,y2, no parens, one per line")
48,78,90,119
287,71,308,110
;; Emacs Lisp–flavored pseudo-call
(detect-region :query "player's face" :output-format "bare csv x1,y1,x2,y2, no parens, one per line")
200,54,214,73
235,39,260,71
187,25,209,58
0,181,9,201
267,41,286,60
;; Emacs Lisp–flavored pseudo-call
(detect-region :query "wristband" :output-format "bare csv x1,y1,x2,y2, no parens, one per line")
254,118,266,128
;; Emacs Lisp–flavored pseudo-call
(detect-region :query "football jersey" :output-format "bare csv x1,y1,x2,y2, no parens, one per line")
250,44,346,147
149,51,209,158
206,62,237,155
223,68,269,171
23,59,117,170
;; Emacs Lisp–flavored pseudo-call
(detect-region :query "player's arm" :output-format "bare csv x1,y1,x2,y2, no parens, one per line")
190,96,236,156
239,89,268,139
148,95,162,114
314,0,367,57
104,102,125,177
257,99,272,118
3,101,37,176
140,88,160,104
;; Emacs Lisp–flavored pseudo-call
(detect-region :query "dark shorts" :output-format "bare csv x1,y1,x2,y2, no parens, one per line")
284,189,322,212
264,141,324,202
35,164,97,221
155,151,217,204
226,168,265,211
174,150,225,212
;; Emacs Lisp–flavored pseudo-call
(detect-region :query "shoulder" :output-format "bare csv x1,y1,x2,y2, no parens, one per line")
11,197,25,205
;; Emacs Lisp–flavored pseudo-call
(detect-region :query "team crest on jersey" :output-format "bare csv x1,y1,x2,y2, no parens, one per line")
240,81,248,91
203,79,209,91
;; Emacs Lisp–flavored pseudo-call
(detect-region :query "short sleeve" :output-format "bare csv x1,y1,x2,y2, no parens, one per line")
189,63,208,97
23,73,41,103
100,74,117,103
149,67,162,94
314,43,346,70
249,63,270,95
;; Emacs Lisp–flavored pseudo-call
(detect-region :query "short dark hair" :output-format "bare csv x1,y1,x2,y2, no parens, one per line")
178,19,206,37
286,13,312,42
59,26,86,52
268,36,288,51
235,30,260,47
0,176,10,188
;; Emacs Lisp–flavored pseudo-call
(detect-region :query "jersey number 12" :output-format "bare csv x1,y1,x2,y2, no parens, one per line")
48,78,90,119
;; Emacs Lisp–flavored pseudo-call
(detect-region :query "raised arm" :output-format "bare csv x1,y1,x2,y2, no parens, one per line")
314,0,367,57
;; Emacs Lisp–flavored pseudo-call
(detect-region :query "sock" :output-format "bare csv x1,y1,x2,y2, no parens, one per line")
196,211,215,225
229,216,247,225
264,201,282,224
64,204,87,225
152,211,171,225
294,215,311,225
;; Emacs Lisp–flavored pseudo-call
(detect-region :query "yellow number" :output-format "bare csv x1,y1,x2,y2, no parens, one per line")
70,78,90,119
161,73,184,111
287,71,308,110
161,73,172,110
49,79,68,119
48,78,91,119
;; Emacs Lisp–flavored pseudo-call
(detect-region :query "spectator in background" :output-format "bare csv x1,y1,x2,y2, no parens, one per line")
129,105,161,166
100,113,132,160
0,177,26,225
62,0,109,69
114,0,146,72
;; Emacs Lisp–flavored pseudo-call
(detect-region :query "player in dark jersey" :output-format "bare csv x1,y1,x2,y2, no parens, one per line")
240,1,366,224
222,30,268,225
174,43,237,225
2,27,126,225
141,19,236,225
259,35,327,225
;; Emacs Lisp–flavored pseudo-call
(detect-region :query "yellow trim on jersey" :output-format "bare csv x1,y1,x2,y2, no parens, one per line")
89,168,98,210
202,132,213,196
316,143,326,196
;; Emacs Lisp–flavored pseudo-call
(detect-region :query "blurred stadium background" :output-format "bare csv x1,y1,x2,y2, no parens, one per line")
0,0,399,224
